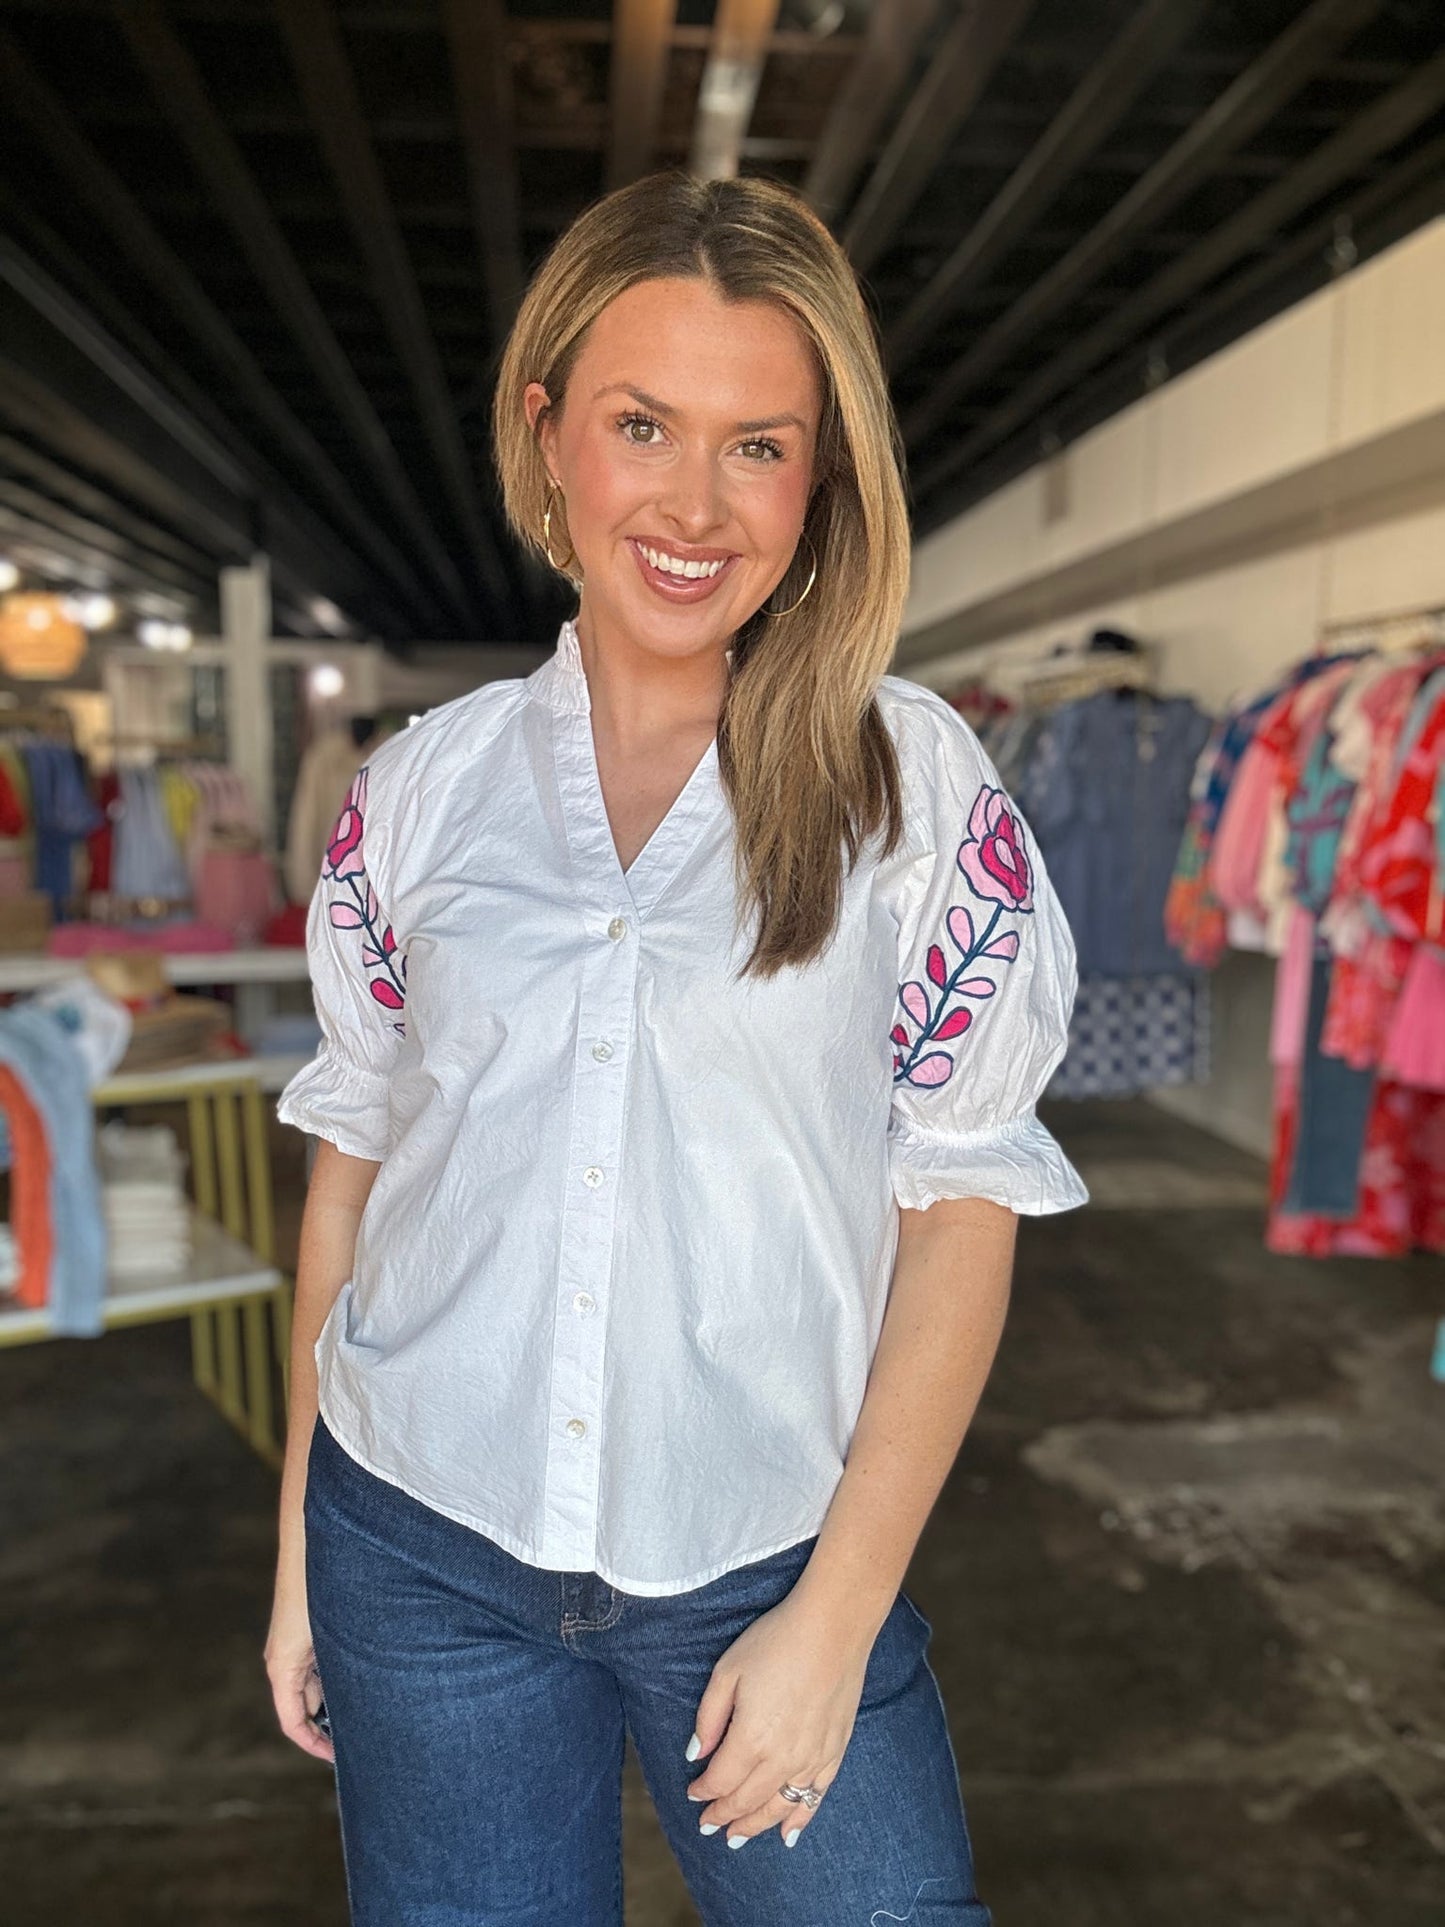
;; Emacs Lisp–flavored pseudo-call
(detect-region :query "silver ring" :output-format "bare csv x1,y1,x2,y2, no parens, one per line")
779,1781,822,1809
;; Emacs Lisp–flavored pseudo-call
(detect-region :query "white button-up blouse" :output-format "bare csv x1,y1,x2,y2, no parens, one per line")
277,617,1088,1594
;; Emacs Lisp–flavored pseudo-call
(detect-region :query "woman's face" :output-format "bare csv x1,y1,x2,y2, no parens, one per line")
525,276,822,665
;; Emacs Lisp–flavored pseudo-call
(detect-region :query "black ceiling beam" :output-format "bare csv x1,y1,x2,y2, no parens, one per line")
76,94,1322,150
0,483,212,599
0,367,307,624
804,0,952,226
0,463,206,582
443,0,525,341
607,0,678,190
912,46,1445,507
517,15,852,56
0,349,248,562
900,0,1390,449
0,432,215,581
886,0,1210,371
915,133,1445,540
20,276,413,637
0,0,850,48
398,2,545,624
841,0,1041,277
1138,132,1445,401
275,0,514,632
0,509,106,589
0,274,407,633
0,217,429,637
113,0,476,631
0,233,252,507
0,265,264,563
0,27,449,635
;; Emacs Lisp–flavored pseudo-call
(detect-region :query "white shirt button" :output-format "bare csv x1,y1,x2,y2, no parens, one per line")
565,1418,587,1439
591,1039,614,1062
607,916,627,940
572,1291,595,1314
582,1165,604,1188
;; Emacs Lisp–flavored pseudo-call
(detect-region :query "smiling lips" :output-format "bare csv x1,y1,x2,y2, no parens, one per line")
628,537,739,602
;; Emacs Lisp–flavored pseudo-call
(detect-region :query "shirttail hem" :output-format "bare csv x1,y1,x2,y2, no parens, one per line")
315,1391,826,1599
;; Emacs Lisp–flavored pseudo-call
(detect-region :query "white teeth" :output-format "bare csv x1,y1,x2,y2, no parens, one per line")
641,544,726,580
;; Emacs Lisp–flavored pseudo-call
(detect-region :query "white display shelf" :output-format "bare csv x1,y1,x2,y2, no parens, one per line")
0,946,309,992
0,1208,282,1344
0,1045,293,1461
95,1051,311,1099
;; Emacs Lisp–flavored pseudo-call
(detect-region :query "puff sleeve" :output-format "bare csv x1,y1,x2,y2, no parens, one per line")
886,696,1088,1216
275,766,407,1161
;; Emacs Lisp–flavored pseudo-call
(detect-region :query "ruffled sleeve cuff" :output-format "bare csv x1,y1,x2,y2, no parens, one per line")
887,1107,1089,1216
275,1043,394,1162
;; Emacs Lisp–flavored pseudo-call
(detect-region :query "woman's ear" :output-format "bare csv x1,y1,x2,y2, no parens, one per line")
523,381,552,454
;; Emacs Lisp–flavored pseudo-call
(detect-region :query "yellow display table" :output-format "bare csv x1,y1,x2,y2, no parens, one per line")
0,1060,292,1469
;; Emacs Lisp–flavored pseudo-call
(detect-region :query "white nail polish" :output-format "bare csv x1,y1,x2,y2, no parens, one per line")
784,1828,801,1847
685,1732,701,1761
727,1833,748,1849
699,1822,720,1836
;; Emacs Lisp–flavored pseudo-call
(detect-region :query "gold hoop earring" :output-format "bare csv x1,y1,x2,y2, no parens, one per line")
541,478,576,574
764,531,818,617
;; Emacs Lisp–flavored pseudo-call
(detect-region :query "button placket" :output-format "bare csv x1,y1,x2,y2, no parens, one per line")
539,884,638,1569
541,696,720,1571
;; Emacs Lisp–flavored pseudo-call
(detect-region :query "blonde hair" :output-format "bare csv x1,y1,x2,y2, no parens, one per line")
492,169,908,976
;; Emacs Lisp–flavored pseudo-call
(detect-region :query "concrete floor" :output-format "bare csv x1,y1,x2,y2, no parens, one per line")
2,1097,1443,1924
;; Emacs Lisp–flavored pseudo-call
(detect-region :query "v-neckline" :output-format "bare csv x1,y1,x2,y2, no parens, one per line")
586,721,720,911
538,617,725,918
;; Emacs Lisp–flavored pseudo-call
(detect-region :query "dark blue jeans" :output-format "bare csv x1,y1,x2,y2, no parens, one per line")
304,1414,991,1925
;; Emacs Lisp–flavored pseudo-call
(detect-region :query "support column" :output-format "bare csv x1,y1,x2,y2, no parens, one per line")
220,554,274,847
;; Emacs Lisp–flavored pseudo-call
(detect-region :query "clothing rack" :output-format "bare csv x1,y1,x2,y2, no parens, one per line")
0,705,76,739
95,732,225,755
1020,646,1159,712
1318,603,1445,654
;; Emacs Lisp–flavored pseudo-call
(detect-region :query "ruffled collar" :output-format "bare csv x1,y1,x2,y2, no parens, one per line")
528,617,591,715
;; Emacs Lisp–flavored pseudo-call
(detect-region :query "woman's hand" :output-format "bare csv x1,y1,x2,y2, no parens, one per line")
266,1147,383,1770
265,1564,335,1765
682,1587,879,1847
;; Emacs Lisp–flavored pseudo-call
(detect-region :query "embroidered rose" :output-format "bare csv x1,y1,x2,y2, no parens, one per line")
892,784,1033,1089
958,785,1034,912
324,767,367,881
321,766,407,1032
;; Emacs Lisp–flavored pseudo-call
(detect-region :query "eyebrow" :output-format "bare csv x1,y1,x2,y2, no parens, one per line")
591,383,809,436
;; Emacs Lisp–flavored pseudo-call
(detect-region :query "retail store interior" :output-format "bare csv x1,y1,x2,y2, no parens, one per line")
1,0,1443,1921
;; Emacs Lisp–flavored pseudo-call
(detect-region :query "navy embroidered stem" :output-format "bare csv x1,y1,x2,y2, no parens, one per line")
895,905,1001,1083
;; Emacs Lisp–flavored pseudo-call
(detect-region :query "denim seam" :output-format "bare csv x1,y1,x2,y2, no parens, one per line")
563,1591,624,1637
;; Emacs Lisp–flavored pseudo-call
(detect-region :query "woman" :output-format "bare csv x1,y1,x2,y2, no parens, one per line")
267,169,1087,1925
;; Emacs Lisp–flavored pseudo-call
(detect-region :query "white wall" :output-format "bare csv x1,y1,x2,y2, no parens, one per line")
896,219,1445,1156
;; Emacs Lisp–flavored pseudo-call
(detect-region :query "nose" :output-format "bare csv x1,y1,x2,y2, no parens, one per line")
657,445,727,541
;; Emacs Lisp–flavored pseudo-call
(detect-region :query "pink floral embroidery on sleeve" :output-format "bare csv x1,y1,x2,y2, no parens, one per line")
892,784,1033,1089
322,767,408,1035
